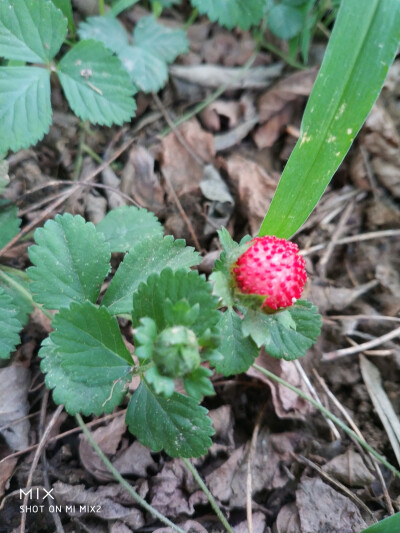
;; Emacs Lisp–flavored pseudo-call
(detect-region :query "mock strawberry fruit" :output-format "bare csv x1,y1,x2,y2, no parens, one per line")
232,235,306,311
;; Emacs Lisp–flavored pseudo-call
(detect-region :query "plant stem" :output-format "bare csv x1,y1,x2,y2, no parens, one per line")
259,39,307,70
75,414,186,533
184,7,198,30
252,363,400,479
0,267,53,320
98,0,105,15
182,457,234,533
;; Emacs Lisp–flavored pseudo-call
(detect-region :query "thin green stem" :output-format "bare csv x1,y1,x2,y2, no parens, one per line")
75,414,186,533
259,39,307,70
252,363,400,479
0,267,53,320
98,0,105,15
82,144,103,165
159,51,259,137
182,457,234,533
184,7,198,30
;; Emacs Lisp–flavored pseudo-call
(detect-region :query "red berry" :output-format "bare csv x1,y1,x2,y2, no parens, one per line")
232,236,306,311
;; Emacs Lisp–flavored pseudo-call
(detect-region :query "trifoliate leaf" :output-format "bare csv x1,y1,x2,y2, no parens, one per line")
102,235,200,315
242,300,321,360
190,0,265,30
0,202,21,249
78,15,129,54
0,288,22,359
40,302,133,415
0,267,33,326
215,307,259,376
133,15,189,63
96,205,163,253
267,4,304,40
57,40,136,126
118,44,168,93
28,213,111,310
0,67,52,153
183,366,214,401
131,269,219,339
126,381,214,457
0,0,67,62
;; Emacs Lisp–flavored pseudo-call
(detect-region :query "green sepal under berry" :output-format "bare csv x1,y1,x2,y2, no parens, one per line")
102,235,200,315
0,287,23,359
40,302,133,415
242,300,321,360
126,381,214,458
28,213,111,310
210,228,251,307
215,307,259,376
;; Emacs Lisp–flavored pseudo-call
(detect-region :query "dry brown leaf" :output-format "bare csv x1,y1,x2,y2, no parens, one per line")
247,352,314,420
296,477,367,532
160,118,215,194
253,103,294,148
154,520,208,533
274,502,301,533
0,457,18,498
79,416,126,482
322,448,375,487
200,100,243,132
112,440,157,478
0,366,30,451
120,146,164,214
220,154,277,234
234,512,266,533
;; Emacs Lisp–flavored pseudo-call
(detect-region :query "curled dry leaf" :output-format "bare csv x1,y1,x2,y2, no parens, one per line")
322,448,375,487
0,366,30,451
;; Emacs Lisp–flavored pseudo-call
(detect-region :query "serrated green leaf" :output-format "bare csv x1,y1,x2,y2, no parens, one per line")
28,213,111,310
242,300,321,360
260,0,400,239
78,15,129,54
57,40,136,126
133,15,189,63
0,267,33,326
0,0,67,62
0,202,21,248
268,5,304,40
183,366,214,401
145,366,175,397
118,44,168,93
126,381,214,457
215,307,259,375
209,271,234,307
50,0,75,34
96,205,163,253
102,235,200,315
40,302,133,415
0,287,22,359
0,67,51,153
190,0,265,30
131,269,219,338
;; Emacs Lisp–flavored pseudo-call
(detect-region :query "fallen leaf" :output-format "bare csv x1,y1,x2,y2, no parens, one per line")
0,456,18,498
322,448,375,487
200,100,243,132
234,512,266,533
112,440,157,478
0,366,30,451
154,520,208,533
275,502,301,533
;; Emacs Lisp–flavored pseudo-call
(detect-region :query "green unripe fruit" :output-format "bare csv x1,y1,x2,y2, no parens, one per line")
153,325,200,377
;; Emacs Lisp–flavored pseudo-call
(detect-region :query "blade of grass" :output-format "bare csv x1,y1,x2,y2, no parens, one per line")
259,0,400,238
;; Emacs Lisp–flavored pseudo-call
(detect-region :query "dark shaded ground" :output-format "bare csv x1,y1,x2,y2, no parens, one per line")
1,4,400,533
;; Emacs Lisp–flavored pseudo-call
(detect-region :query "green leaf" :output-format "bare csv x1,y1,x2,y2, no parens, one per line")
0,287,22,359
126,381,214,457
190,0,265,30
0,67,52,153
40,302,133,415
109,0,140,17
57,40,136,126
242,300,321,360
260,0,400,238
50,0,75,35
131,269,219,339
0,0,67,63
215,307,259,376
0,267,33,326
267,5,304,40
150,0,181,8
77,15,129,54
28,213,111,310
209,271,234,308
183,366,214,401
133,317,157,361
96,205,163,253
361,513,400,533
118,44,168,93
102,235,200,315
0,202,21,249
133,15,189,63
145,366,175,397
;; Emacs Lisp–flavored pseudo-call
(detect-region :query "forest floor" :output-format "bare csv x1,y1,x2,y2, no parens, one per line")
1,3,400,533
